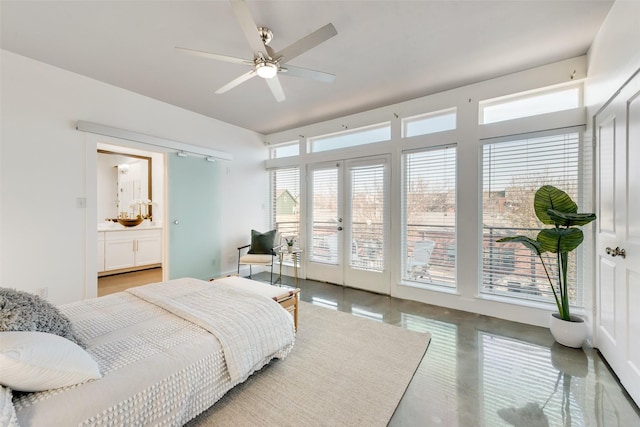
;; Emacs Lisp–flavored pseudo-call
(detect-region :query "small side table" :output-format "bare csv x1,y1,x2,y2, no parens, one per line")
277,248,302,285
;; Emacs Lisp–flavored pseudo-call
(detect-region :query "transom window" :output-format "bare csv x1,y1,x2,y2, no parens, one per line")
402,108,456,138
270,141,299,159
308,122,390,153
480,85,580,124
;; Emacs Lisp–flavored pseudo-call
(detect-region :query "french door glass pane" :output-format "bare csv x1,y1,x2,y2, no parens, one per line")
402,145,457,287
481,131,582,305
350,164,385,272
310,168,339,264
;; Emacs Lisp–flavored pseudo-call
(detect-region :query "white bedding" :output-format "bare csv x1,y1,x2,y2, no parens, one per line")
126,278,295,383
12,278,295,426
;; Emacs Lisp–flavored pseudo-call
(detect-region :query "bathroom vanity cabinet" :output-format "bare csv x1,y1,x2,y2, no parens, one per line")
98,227,162,274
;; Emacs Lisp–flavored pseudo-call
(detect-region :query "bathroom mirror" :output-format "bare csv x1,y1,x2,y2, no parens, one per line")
97,150,152,221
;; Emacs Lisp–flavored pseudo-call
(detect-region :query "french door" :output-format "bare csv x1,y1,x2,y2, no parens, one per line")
306,156,390,294
594,69,640,406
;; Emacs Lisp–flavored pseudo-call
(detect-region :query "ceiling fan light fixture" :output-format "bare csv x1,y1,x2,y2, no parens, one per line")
255,61,278,79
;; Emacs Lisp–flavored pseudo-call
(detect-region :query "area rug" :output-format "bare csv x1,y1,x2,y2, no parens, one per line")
186,301,431,426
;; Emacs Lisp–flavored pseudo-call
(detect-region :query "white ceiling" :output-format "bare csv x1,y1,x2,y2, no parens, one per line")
1,1,613,135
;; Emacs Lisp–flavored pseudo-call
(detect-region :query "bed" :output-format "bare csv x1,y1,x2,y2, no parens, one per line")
0,277,296,426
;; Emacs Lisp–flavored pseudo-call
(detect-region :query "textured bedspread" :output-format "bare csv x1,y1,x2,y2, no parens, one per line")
12,278,295,426
127,278,295,382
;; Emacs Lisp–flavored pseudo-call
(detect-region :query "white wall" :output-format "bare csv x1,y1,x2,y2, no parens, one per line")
0,50,268,304
586,1,640,111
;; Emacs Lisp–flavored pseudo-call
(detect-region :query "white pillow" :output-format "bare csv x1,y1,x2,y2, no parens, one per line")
0,331,102,392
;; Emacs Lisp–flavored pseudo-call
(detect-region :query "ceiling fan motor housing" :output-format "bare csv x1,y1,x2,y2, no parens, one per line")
258,27,273,45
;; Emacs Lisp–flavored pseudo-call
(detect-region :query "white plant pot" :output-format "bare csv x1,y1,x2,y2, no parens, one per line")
549,313,587,348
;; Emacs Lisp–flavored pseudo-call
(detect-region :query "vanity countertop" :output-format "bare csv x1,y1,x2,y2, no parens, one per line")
98,222,162,232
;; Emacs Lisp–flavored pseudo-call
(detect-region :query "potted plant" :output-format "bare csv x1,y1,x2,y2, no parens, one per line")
497,185,596,348
284,236,296,252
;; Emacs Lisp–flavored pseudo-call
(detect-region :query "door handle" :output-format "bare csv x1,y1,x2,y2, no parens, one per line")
337,226,343,231
606,246,626,259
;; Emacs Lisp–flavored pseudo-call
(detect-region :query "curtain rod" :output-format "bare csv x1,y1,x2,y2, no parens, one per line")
76,120,233,161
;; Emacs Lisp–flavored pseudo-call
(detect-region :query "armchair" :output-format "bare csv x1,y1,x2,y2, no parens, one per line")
237,229,281,284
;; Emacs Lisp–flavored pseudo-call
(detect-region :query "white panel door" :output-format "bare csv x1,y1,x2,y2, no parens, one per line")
595,70,640,406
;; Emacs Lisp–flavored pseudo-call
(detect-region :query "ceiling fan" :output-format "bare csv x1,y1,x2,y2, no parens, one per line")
176,0,337,102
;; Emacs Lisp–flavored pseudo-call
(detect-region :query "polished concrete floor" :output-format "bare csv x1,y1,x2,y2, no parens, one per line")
255,272,640,427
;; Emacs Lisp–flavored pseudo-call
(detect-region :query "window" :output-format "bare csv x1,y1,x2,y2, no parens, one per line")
402,108,456,137
402,145,456,288
270,142,299,159
481,130,582,306
480,86,580,124
270,167,300,241
309,122,390,153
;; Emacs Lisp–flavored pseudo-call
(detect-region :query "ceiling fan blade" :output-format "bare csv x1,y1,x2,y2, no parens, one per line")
265,75,286,102
229,0,267,57
274,23,337,63
175,47,251,65
215,70,257,94
281,65,336,83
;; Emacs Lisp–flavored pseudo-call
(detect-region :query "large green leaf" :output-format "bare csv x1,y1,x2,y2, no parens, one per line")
534,186,577,225
547,209,597,227
537,228,584,253
496,236,542,255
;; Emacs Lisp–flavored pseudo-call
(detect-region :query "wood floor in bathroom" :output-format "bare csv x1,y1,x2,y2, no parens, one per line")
97,267,162,296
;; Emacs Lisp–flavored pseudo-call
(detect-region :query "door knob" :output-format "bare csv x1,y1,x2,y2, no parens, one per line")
606,246,626,258
337,226,343,231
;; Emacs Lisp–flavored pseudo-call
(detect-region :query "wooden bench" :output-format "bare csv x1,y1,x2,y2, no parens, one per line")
210,275,299,330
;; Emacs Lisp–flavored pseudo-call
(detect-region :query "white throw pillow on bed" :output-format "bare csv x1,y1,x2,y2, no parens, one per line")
0,331,101,392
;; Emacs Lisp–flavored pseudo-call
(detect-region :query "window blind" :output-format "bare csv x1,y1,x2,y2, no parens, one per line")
402,145,456,287
271,167,300,242
349,164,385,272
309,167,339,264
481,131,582,306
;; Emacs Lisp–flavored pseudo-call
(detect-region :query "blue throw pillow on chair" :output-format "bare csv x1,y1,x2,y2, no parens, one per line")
248,229,276,254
